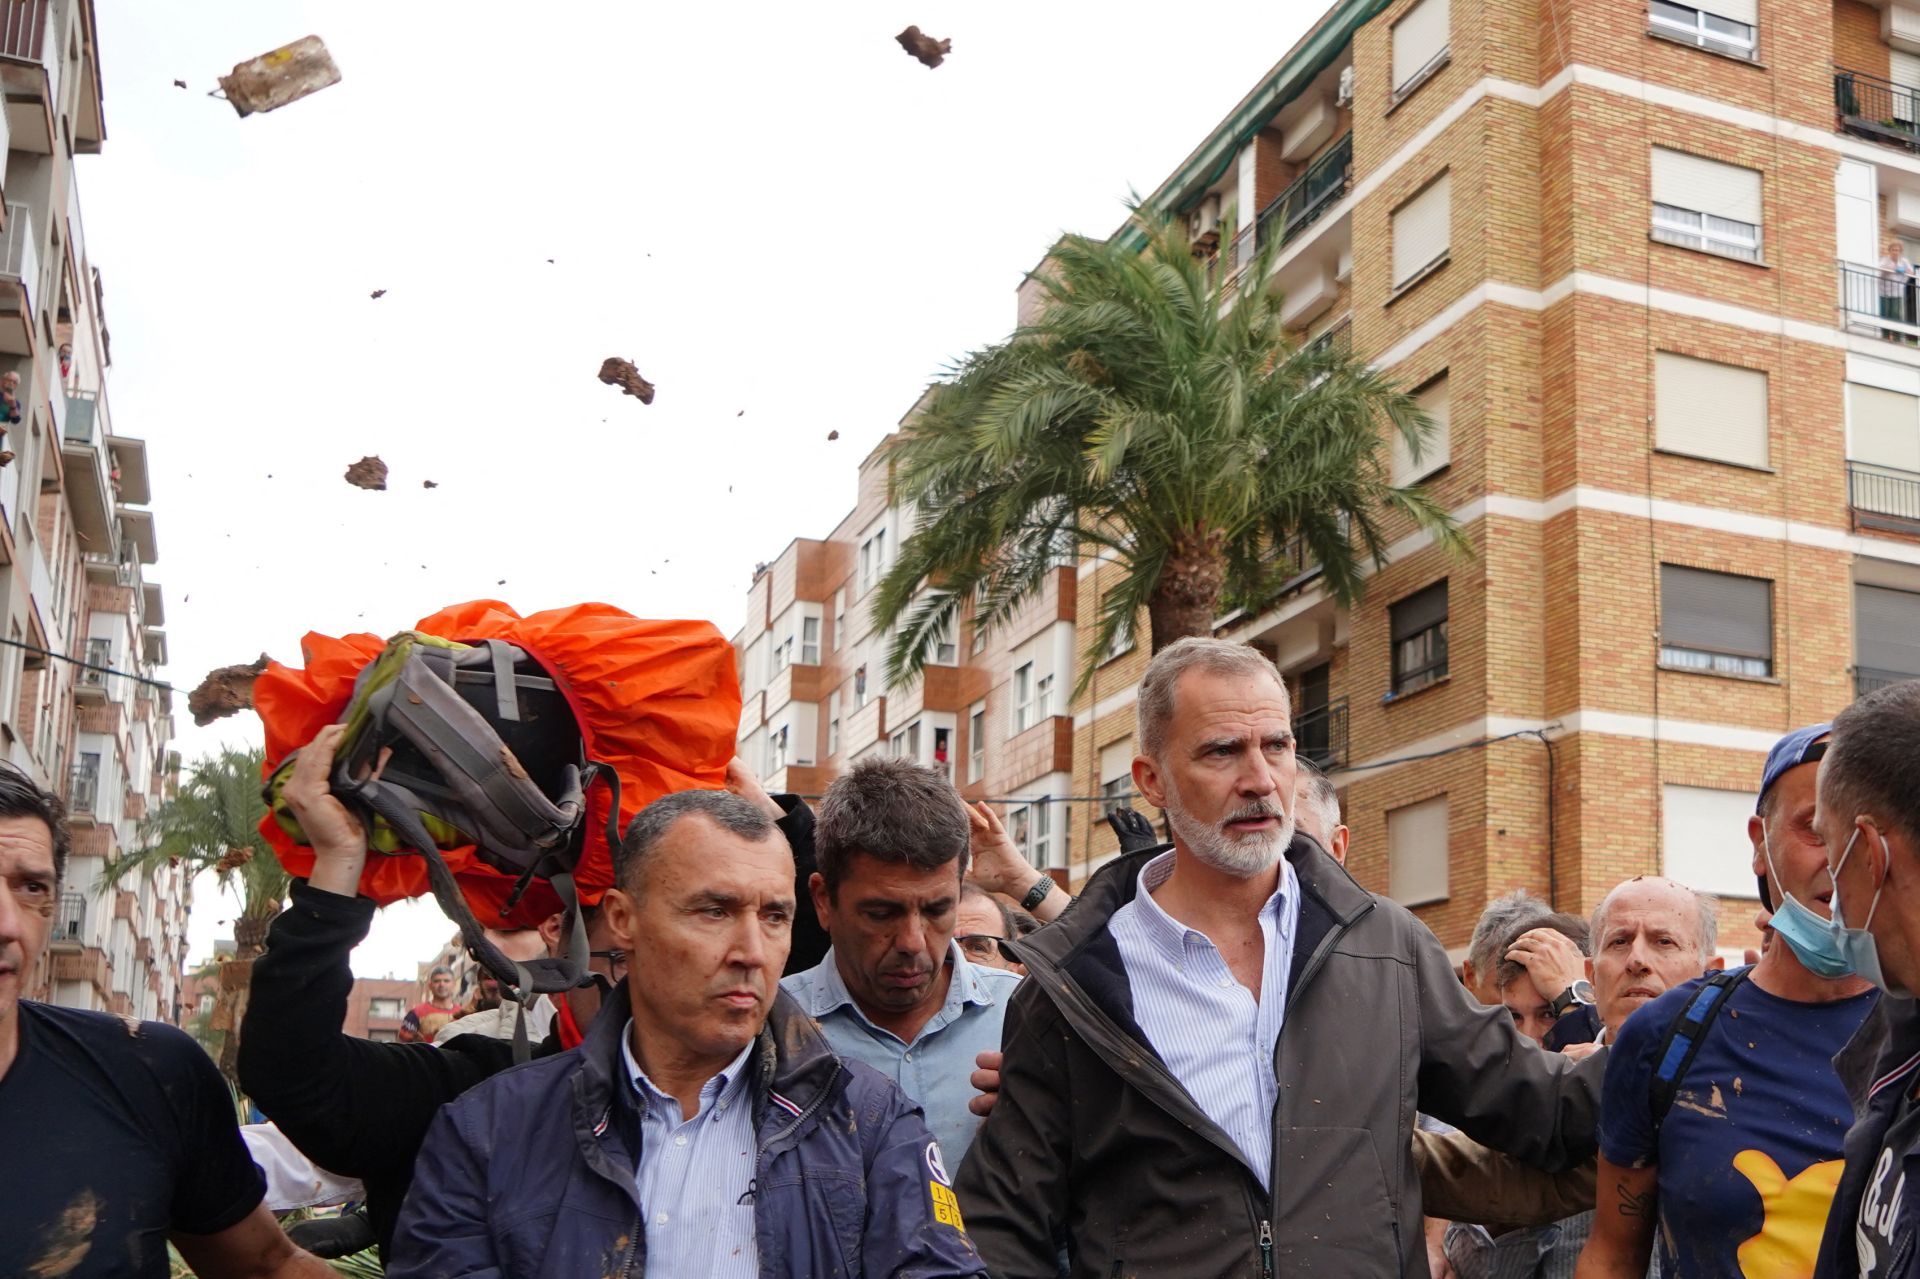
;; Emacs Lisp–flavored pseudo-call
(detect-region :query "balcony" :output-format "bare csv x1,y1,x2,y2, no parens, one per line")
1848,461,1920,535
50,890,82,946
0,201,36,355
0,0,52,154
74,636,108,701
68,762,98,815
108,434,150,504
1856,666,1917,698
1295,696,1349,769
1211,133,1354,288
1838,261,1920,345
61,391,115,548
1836,68,1920,155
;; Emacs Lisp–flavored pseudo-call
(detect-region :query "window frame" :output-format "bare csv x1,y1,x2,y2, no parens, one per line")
1646,0,1756,59
800,616,820,666
1651,202,1761,263
827,690,841,757
1013,662,1036,733
1389,581,1450,696
1659,564,1774,679
968,703,986,782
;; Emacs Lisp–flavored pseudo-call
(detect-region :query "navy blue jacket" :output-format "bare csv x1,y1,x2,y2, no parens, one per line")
388,985,986,1279
1817,993,1920,1277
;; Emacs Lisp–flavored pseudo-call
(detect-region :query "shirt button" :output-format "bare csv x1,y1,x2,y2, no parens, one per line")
904,1052,913,1062
674,1135,688,1147
1217,976,1233,988
655,1212,670,1226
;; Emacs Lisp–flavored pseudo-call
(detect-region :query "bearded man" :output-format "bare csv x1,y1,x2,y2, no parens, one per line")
954,637,1605,1278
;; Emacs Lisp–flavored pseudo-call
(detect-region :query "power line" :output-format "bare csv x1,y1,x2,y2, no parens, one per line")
0,634,173,692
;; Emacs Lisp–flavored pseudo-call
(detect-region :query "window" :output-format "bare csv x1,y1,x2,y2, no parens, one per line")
1387,794,1450,906
827,690,841,757
1393,373,1452,484
368,997,404,1019
769,636,790,677
1099,738,1135,817
768,724,789,773
834,591,846,651
933,726,952,776
1013,663,1036,732
1660,564,1772,677
1650,148,1763,263
800,617,820,666
1390,0,1450,100
1390,172,1451,290
1036,673,1054,720
1656,352,1769,468
860,528,889,592
1662,785,1761,897
1389,581,1449,695
854,663,869,708
969,702,986,781
890,719,921,761
1011,800,1056,869
1647,0,1755,58
1848,382,1920,473
1858,584,1920,686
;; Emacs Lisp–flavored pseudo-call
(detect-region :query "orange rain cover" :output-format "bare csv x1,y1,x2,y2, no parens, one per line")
255,600,740,927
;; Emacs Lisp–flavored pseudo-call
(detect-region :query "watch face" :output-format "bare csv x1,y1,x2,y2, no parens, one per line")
1573,980,1596,1004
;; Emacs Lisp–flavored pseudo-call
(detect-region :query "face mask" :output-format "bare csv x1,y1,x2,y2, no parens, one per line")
1762,827,1861,979
1828,825,1893,992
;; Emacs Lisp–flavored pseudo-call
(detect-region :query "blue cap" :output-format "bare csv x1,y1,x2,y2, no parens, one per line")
1757,723,1832,813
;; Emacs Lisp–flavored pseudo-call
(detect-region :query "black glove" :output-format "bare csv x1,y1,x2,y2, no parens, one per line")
285,1207,377,1259
1106,807,1161,854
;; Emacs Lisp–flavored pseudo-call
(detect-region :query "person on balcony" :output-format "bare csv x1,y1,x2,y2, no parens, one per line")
1880,240,1914,341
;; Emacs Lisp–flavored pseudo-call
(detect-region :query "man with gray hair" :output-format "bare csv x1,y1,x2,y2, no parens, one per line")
958,636,1604,1276
1291,756,1348,865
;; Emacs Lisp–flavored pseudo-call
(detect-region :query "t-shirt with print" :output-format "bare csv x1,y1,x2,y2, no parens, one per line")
0,1002,266,1277
1597,969,1877,1278
400,1000,459,1043
1850,1082,1920,1278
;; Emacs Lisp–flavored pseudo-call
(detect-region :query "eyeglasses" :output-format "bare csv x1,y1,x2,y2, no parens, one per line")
955,934,1005,961
589,948,629,980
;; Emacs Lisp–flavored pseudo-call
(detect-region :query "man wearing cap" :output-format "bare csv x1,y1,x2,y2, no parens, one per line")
1576,726,1880,1278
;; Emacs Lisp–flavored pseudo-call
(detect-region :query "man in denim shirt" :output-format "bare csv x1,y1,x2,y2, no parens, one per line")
782,758,1020,1167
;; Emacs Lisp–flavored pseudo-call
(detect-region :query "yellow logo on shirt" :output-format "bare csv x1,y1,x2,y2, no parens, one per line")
930,1182,967,1233
1732,1150,1846,1278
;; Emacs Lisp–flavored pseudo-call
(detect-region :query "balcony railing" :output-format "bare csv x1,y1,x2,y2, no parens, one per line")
1848,461,1920,533
64,390,98,445
0,0,47,64
68,763,98,815
1836,67,1920,154
0,201,38,302
53,890,83,942
1837,261,1920,344
1295,696,1349,769
1856,666,1918,699
1208,132,1354,287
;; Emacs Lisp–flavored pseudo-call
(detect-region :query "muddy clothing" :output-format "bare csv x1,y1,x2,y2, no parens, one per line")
1816,994,1920,1278
397,999,459,1044
956,836,1606,1278
1,1002,266,1278
1601,971,1875,1278
237,794,827,1259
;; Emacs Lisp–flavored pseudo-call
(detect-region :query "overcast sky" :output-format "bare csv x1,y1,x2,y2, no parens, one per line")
82,0,1320,979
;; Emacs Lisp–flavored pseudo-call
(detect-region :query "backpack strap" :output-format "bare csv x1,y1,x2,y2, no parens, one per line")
1648,966,1751,1141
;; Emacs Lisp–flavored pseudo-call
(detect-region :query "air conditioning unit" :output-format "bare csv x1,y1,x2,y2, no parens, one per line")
1188,194,1223,253
1336,65,1355,108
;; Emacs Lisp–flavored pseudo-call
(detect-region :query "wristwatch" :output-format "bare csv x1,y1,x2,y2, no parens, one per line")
1020,875,1054,913
1549,979,1597,1018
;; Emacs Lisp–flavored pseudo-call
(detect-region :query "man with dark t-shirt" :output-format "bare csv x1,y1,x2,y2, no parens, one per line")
0,763,327,1279
1580,726,1879,1277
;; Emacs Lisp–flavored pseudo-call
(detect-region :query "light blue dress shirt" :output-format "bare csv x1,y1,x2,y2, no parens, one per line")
621,1027,759,1279
782,944,1020,1169
1108,849,1301,1188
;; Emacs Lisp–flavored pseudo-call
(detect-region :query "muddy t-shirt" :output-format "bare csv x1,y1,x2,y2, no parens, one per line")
0,1001,265,1276
1598,972,1876,1278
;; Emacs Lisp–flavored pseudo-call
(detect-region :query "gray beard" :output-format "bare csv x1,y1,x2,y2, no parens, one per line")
1165,788,1294,879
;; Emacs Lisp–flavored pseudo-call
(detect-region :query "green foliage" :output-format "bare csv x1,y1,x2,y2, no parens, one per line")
875,210,1467,694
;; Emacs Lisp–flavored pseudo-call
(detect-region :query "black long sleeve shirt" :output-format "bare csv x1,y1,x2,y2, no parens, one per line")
237,796,826,1257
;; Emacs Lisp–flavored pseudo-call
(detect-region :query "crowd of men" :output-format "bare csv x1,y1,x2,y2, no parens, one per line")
5,637,1920,1276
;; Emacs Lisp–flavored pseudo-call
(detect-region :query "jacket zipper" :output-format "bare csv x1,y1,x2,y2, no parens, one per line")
1258,1218,1273,1277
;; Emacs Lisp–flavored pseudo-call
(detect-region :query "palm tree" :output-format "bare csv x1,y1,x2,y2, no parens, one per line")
96,746,288,1081
875,211,1467,692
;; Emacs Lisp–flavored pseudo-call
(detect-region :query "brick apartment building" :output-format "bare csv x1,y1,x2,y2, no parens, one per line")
8,0,184,1018
737,0,1920,954
342,977,416,1043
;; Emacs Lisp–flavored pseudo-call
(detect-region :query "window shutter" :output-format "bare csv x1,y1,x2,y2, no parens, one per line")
1694,0,1757,25
1660,565,1771,659
1391,172,1452,287
1661,785,1760,899
1650,148,1763,224
1394,375,1452,483
1848,383,1920,472
1099,738,1135,785
1391,580,1449,642
1894,49,1920,92
1387,795,1450,906
1391,0,1450,90
1655,352,1769,468
1856,585,1920,677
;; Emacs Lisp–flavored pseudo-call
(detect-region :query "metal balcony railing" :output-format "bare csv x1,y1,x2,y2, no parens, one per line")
1848,461,1920,533
1256,132,1353,254
53,890,83,942
1836,67,1920,154
1294,697,1349,769
1856,666,1917,700
0,201,37,306
0,0,47,64
64,390,98,445
1837,261,1920,343
68,763,98,814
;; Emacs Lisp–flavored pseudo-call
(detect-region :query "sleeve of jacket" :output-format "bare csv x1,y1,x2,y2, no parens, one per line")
237,879,507,1179
1409,921,1607,1173
856,1078,989,1279
386,1100,503,1279
952,981,1072,1279
1412,1128,1596,1225
776,794,832,976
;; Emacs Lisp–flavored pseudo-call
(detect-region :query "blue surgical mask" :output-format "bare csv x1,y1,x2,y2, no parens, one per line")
1828,825,1893,993
1762,827,1861,979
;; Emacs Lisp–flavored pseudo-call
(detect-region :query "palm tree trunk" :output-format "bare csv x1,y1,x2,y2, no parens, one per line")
214,911,276,1084
1148,524,1228,650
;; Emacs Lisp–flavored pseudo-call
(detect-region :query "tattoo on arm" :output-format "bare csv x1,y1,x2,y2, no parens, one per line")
1614,1182,1656,1218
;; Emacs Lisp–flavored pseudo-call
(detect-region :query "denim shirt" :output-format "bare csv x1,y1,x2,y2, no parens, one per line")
782,945,1020,1168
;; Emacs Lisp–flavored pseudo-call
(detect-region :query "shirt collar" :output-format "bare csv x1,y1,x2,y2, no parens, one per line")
620,1022,755,1117
801,943,1000,1022
1130,848,1297,965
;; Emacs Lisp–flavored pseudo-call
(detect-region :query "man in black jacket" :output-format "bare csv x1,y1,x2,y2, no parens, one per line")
237,726,829,1258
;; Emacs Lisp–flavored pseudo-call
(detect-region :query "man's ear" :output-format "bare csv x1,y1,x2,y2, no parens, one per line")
1585,956,1595,982
536,911,565,953
808,871,831,936
1705,954,1727,973
1460,959,1480,993
1133,754,1168,810
1747,814,1767,880
601,888,640,951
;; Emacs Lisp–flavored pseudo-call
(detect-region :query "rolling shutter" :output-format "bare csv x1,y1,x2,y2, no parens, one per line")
1694,0,1757,24
1660,565,1771,661
1662,785,1760,899
1848,383,1920,472
1655,352,1768,468
1387,794,1449,907
1856,584,1920,678
1651,148,1763,223
1391,171,1451,287
1391,580,1449,642
1394,374,1452,483
1391,0,1451,91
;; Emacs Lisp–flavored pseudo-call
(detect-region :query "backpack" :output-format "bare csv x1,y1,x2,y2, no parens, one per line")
255,601,740,1005
1647,966,1753,1141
